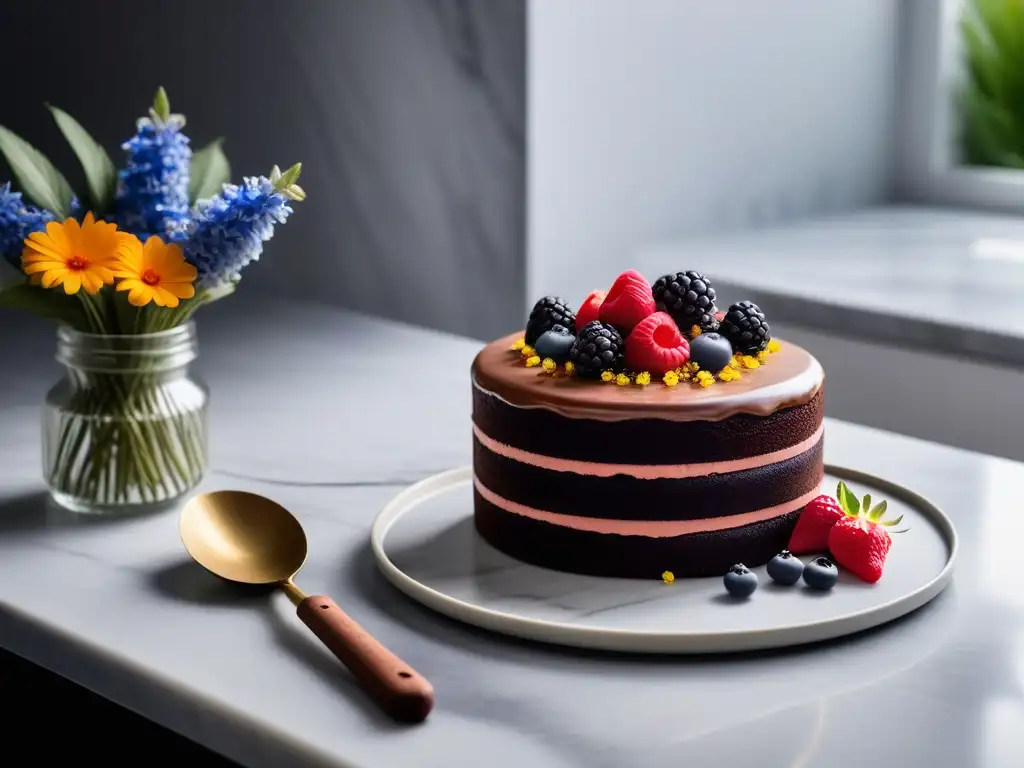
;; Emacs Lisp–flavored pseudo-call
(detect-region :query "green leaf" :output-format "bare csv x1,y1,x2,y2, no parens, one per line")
189,139,231,202
880,514,904,528
861,494,871,518
0,124,75,217
48,105,117,217
868,500,888,522
836,481,860,517
199,282,236,304
0,281,87,327
153,86,171,123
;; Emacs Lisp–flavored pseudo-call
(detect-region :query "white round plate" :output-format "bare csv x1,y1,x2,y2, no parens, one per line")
371,465,957,654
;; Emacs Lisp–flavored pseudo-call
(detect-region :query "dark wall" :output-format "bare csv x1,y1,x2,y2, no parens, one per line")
0,0,526,339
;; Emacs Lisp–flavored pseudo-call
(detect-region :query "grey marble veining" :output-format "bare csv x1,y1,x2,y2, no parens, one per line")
637,205,1024,367
1,296,1023,767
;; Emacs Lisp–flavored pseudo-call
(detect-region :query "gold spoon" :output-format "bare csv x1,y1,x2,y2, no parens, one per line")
179,490,435,723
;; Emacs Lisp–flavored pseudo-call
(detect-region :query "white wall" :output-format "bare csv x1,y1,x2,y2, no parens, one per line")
528,0,900,307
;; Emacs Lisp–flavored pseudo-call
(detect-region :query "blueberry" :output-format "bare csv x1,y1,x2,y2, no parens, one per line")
723,563,758,598
535,325,576,364
802,556,839,590
766,550,804,586
689,332,734,372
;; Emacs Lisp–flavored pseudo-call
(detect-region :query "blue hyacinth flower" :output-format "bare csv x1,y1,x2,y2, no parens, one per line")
0,182,56,269
115,99,191,241
181,165,303,289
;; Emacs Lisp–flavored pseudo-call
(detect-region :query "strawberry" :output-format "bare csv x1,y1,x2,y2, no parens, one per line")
624,312,690,374
575,290,606,332
599,270,656,333
827,482,904,583
788,494,845,554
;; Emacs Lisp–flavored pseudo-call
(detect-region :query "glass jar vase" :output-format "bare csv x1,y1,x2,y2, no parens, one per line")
42,323,208,515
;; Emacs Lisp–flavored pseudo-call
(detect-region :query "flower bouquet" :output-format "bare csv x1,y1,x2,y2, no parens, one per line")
0,87,305,513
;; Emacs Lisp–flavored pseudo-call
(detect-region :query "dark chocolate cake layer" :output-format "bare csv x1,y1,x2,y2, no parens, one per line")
473,386,824,465
473,434,824,521
474,491,802,579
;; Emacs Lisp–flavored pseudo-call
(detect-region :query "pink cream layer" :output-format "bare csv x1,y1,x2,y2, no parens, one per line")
475,477,822,538
473,422,824,480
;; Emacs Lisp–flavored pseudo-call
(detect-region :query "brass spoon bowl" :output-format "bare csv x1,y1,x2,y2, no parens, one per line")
180,490,434,723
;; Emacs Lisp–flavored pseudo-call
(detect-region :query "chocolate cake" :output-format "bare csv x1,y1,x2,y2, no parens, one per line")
470,270,825,579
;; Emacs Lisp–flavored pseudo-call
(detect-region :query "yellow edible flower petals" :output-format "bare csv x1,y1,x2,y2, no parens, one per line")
525,355,541,367
757,350,769,363
542,357,557,372
767,339,781,353
699,376,715,388
564,361,575,375
741,355,760,369
601,370,615,382
512,338,526,351
662,571,675,584
615,373,630,386
663,370,679,387
521,345,536,359
635,371,651,387
690,325,702,338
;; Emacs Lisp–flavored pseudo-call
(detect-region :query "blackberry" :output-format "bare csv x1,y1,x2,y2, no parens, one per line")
525,296,576,345
720,301,771,354
652,271,719,333
569,321,625,378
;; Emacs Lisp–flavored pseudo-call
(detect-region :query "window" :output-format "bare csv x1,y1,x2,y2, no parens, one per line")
896,0,1024,212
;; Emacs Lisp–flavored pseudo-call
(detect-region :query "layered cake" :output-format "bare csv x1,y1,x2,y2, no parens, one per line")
471,269,825,579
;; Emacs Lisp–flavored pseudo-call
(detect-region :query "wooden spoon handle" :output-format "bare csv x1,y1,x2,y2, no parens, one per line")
296,595,434,723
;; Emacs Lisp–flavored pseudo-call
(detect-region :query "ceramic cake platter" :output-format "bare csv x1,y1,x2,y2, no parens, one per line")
371,465,957,654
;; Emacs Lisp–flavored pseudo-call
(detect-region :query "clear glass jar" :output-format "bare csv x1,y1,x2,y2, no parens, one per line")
42,322,208,515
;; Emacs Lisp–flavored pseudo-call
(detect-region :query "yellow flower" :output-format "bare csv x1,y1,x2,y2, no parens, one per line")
718,367,741,382
21,213,130,295
690,325,702,338
525,355,541,367
512,338,526,351
601,370,614,382
113,235,197,308
542,357,557,372
741,355,760,369
689,361,700,372
521,345,536,359
757,350,769,363
663,370,679,387
767,339,781,353
662,571,675,584
699,376,715,388
730,355,742,369
696,370,713,381
635,371,651,386
615,373,630,386
564,361,575,375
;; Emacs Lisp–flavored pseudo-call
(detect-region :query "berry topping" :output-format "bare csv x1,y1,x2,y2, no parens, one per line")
766,550,804,586
575,290,606,333
720,301,771,355
534,325,575,364
624,312,690,375
788,494,845,554
652,271,719,333
826,482,903,584
802,556,839,590
525,296,576,346
568,321,625,378
598,270,656,333
723,563,758,598
688,332,733,373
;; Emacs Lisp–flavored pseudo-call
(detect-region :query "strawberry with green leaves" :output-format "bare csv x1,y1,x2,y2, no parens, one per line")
827,482,906,584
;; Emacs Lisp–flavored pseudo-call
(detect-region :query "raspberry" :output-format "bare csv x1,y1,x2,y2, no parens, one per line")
598,270,655,333
624,312,690,375
575,290,606,333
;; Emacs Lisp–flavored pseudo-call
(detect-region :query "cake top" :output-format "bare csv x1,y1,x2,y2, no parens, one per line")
472,268,823,422
473,331,822,422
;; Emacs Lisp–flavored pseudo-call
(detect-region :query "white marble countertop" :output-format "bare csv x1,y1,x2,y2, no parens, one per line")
2,296,1023,767
637,205,1024,366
